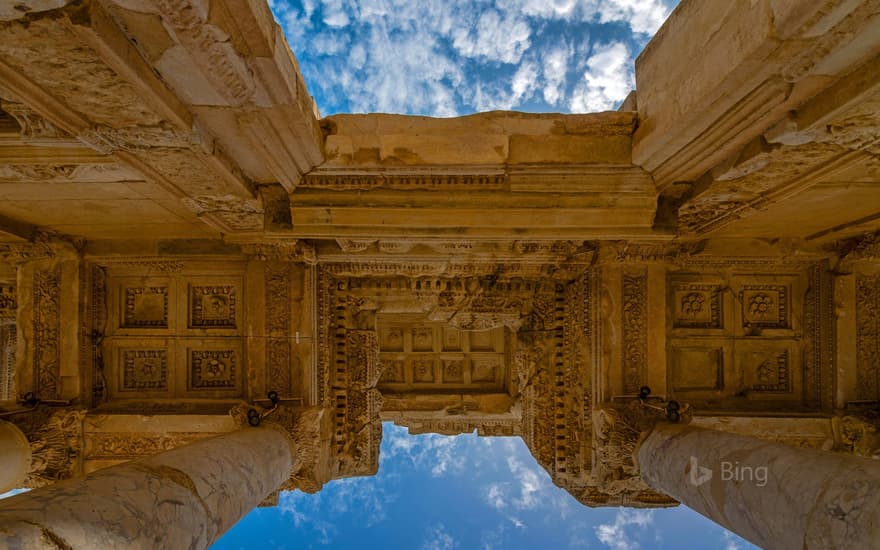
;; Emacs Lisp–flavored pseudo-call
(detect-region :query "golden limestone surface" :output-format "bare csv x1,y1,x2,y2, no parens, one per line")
0,0,879,548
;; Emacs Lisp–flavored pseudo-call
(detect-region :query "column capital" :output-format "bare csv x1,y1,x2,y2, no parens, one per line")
230,404,331,493
591,400,688,500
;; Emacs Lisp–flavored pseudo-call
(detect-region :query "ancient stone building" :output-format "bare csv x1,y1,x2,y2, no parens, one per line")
0,0,879,548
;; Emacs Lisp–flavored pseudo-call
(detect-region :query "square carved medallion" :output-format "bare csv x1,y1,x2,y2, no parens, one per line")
412,358,436,382
442,359,466,383
741,349,792,393
121,349,168,391
673,284,722,329
190,286,237,328
741,285,788,329
472,357,501,383
380,358,405,383
123,287,168,328
189,349,237,389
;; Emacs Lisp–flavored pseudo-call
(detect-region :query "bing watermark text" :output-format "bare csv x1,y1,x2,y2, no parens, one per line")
688,456,768,487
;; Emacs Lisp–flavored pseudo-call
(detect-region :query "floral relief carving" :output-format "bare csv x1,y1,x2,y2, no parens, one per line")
856,276,880,400
33,267,61,399
622,269,648,394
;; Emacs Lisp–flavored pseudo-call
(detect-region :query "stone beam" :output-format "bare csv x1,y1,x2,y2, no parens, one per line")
634,0,880,240
634,0,880,190
298,112,662,239
0,0,325,237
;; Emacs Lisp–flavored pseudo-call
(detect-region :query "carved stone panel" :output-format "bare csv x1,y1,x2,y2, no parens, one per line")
0,284,16,320
265,265,292,397
856,276,880,400
622,268,648,394
735,342,801,400
731,275,801,337
188,348,238,390
121,349,168,392
741,285,788,329
672,283,722,329
189,285,237,328
102,266,247,402
123,286,169,328
33,267,61,399
1,325,15,400
377,320,506,391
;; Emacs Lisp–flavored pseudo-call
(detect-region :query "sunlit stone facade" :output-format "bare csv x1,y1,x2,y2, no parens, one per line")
0,0,879,548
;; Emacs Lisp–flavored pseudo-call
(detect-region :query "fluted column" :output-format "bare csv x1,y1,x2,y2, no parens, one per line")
0,419,31,493
639,423,880,550
0,426,292,549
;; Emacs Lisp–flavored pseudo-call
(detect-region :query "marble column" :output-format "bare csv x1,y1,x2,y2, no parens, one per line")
0,426,293,549
639,423,880,550
0,419,31,493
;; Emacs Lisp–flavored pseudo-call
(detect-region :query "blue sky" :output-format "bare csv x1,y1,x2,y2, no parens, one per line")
268,0,679,116
213,423,756,550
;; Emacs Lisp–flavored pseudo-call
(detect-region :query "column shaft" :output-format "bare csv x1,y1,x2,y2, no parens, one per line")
639,423,880,550
0,426,292,549
0,419,31,493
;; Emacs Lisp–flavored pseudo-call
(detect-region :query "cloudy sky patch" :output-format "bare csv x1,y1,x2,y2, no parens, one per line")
268,0,676,116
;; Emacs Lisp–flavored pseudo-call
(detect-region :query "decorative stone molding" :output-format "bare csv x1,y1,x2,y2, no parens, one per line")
265,265,292,396
0,99,67,138
241,240,318,264
0,325,15,400
856,275,880,400
335,239,374,253
83,431,215,460
88,257,185,273
7,407,85,487
836,231,880,268
837,414,880,459
0,285,15,320
593,403,679,501
622,268,648,395
77,123,197,154
229,405,331,493
33,266,61,400
301,172,508,191
598,241,703,265
154,0,256,106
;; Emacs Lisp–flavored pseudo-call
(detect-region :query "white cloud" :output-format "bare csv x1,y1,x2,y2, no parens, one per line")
421,523,457,550
485,483,508,510
597,0,669,34
594,509,654,550
570,41,633,112
723,530,742,550
506,455,542,510
381,423,467,477
480,523,508,550
542,46,572,105
321,0,351,27
450,9,532,64
504,0,670,34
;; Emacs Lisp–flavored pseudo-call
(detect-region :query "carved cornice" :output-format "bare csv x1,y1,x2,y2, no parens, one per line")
77,123,199,154
240,240,317,264
835,231,880,266
0,99,68,138
301,172,508,191
154,0,255,106
87,256,185,272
